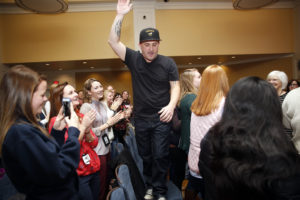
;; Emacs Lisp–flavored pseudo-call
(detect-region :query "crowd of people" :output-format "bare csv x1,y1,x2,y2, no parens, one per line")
1,0,300,200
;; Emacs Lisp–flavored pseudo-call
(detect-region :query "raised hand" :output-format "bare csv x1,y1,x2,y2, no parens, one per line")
107,111,125,126
65,102,79,129
110,96,123,111
80,109,96,132
117,0,132,15
124,105,132,119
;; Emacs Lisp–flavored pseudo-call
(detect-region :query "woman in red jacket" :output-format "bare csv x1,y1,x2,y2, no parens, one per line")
49,83,100,200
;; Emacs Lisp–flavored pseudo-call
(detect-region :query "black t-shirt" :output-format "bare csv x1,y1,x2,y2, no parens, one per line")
125,47,179,119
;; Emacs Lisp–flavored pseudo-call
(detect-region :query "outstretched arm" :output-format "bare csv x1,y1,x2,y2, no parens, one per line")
108,0,132,61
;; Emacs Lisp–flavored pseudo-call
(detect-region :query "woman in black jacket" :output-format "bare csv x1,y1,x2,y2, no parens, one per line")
199,76,300,200
0,65,81,200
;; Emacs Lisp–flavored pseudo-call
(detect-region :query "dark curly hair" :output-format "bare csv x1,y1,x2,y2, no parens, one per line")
200,76,300,200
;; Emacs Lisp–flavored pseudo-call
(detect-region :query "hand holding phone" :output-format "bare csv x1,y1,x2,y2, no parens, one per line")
64,101,79,129
62,97,71,118
53,107,67,131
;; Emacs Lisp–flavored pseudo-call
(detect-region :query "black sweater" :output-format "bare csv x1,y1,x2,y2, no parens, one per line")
2,119,80,200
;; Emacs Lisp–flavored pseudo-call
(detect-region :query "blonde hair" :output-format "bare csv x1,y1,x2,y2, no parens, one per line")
191,65,229,116
179,68,199,102
0,65,49,155
102,89,113,105
103,89,113,100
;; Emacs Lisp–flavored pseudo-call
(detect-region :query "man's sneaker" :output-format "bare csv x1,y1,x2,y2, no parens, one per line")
157,196,167,200
144,188,153,200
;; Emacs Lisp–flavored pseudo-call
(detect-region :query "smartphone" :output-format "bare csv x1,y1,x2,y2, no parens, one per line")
62,97,71,118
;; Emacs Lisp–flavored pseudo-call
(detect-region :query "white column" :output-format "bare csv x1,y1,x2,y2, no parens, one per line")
133,0,156,50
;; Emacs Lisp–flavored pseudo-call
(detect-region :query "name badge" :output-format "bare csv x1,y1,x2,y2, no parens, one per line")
82,154,91,165
102,133,110,146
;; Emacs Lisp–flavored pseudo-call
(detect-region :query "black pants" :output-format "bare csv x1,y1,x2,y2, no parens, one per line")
134,118,171,197
78,172,100,200
187,173,205,199
169,147,187,190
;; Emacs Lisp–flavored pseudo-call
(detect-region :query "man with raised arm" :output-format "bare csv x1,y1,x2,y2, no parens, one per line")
108,0,180,199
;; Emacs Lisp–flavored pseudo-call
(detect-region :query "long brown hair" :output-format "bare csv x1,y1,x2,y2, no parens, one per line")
191,65,229,116
49,82,68,120
179,68,199,102
0,65,48,155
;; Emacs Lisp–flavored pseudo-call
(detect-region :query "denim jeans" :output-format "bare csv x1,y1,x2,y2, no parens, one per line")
134,118,171,197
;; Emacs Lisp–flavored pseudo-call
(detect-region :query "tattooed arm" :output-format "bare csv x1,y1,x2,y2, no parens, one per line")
108,0,132,61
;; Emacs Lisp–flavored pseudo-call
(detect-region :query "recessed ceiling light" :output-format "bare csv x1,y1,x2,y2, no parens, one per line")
197,57,202,60
90,66,94,69
188,62,192,65
45,63,50,66
82,61,87,64
231,56,236,59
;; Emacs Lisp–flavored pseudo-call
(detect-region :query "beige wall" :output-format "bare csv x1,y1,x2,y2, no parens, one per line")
0,16,9,80
0,6,297,90
1,8,294,63
1,11,134,63
156,9,294,56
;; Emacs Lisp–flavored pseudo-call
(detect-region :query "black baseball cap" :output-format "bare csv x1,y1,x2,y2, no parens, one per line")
139,28,161,43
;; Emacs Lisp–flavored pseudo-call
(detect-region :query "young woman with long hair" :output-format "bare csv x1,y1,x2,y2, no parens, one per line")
188,65,229,199
48,83,100,200
80,78,124,200
49,82,69,121
0,65,80,200
199,76,300,200
169,68,201,190
178,68,201,153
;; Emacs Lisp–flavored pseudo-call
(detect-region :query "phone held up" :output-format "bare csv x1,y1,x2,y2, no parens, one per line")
62,97,71,118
